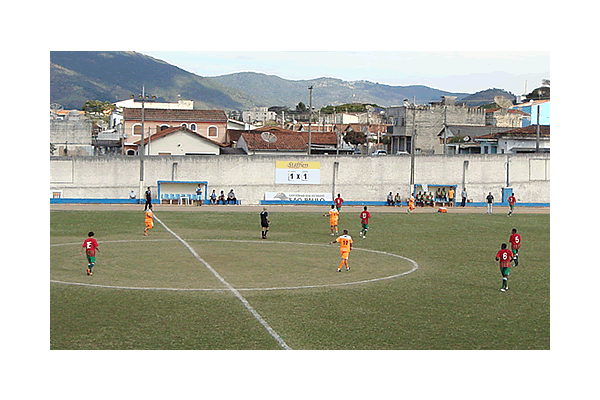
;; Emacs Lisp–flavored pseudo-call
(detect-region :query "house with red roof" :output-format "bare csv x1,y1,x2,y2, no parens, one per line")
475,125,550,154
130,126,225,155
122,108,228,154
231,126,352,155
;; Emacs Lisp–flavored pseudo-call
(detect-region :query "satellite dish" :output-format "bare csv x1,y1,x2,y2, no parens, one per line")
494,96,513,109
50,103,63,111
261,131,277,143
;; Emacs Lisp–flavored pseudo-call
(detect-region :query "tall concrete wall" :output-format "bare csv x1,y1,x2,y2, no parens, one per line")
50,153,550,205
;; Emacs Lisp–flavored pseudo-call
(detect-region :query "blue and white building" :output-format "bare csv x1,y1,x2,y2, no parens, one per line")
511,99,550,127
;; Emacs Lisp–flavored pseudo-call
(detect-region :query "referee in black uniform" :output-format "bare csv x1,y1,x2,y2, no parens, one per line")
260,207,269,239
144,187,152,211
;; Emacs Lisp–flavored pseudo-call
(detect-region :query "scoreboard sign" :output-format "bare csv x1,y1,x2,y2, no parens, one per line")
275,161,321,185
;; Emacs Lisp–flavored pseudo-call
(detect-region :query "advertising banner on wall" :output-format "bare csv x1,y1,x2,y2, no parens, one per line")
275,161,321,184
265,192,333,202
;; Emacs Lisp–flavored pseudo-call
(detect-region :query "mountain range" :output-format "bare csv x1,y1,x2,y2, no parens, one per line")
50,51,515,111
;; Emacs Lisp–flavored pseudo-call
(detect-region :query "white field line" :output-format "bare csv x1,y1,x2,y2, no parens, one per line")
152,214,292,350
50,240,419,291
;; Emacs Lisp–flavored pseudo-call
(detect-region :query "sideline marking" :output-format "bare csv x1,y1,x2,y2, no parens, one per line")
153,215,292,350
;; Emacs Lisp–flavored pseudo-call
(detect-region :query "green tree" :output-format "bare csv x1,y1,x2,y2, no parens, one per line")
82,100,115,122
320,103,382,114
525,86,550,100
295,102,307,112
344,130,366,146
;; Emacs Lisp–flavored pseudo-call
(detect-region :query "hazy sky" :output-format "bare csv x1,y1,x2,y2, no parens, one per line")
142,51,549,95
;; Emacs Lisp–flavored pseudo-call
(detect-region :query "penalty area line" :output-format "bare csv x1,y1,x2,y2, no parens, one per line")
153,214,292,350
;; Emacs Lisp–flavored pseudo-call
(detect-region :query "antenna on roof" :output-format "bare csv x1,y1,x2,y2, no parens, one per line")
261,131,277,143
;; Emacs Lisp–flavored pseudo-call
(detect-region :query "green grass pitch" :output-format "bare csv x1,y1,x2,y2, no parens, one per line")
50,208,549,350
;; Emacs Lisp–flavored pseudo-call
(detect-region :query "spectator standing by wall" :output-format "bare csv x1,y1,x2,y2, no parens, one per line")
461,187,467,207
196,184,203,206
486,192,494,214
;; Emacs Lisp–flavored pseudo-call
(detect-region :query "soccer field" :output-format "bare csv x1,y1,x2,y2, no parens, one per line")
50,206,550,350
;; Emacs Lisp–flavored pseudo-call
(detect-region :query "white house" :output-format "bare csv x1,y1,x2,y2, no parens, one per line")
133,126,224,155
475,125,550,154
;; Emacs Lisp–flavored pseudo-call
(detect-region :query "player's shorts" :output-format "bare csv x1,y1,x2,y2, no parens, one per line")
261,222,269,228
86,254,96,264
361,223,369,230
330,220,338,227
500,266,510,277
145,220,153,229
341,250,350,260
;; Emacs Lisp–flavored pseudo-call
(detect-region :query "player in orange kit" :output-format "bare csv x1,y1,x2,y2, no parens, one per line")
144,204,154,236
323,204,339,236
407,194,415,213
330,229,353,272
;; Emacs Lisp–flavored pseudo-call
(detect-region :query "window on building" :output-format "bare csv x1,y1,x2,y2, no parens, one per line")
133,124,142,135
190,123,197,131
181,123,188,129
208,126,218,137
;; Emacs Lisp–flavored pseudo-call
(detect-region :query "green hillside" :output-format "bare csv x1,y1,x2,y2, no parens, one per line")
210,72,469,109
51,51,513,112
50,51,257,110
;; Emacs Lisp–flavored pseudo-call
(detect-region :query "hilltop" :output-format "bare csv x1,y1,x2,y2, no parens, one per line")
50,51,257,110
51,51,515,111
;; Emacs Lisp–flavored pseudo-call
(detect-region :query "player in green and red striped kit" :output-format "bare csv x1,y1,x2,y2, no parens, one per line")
509,228,521,266
495,243,514,292
79,231,99,276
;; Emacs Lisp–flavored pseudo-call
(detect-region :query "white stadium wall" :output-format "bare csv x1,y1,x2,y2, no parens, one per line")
50,154,550,205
